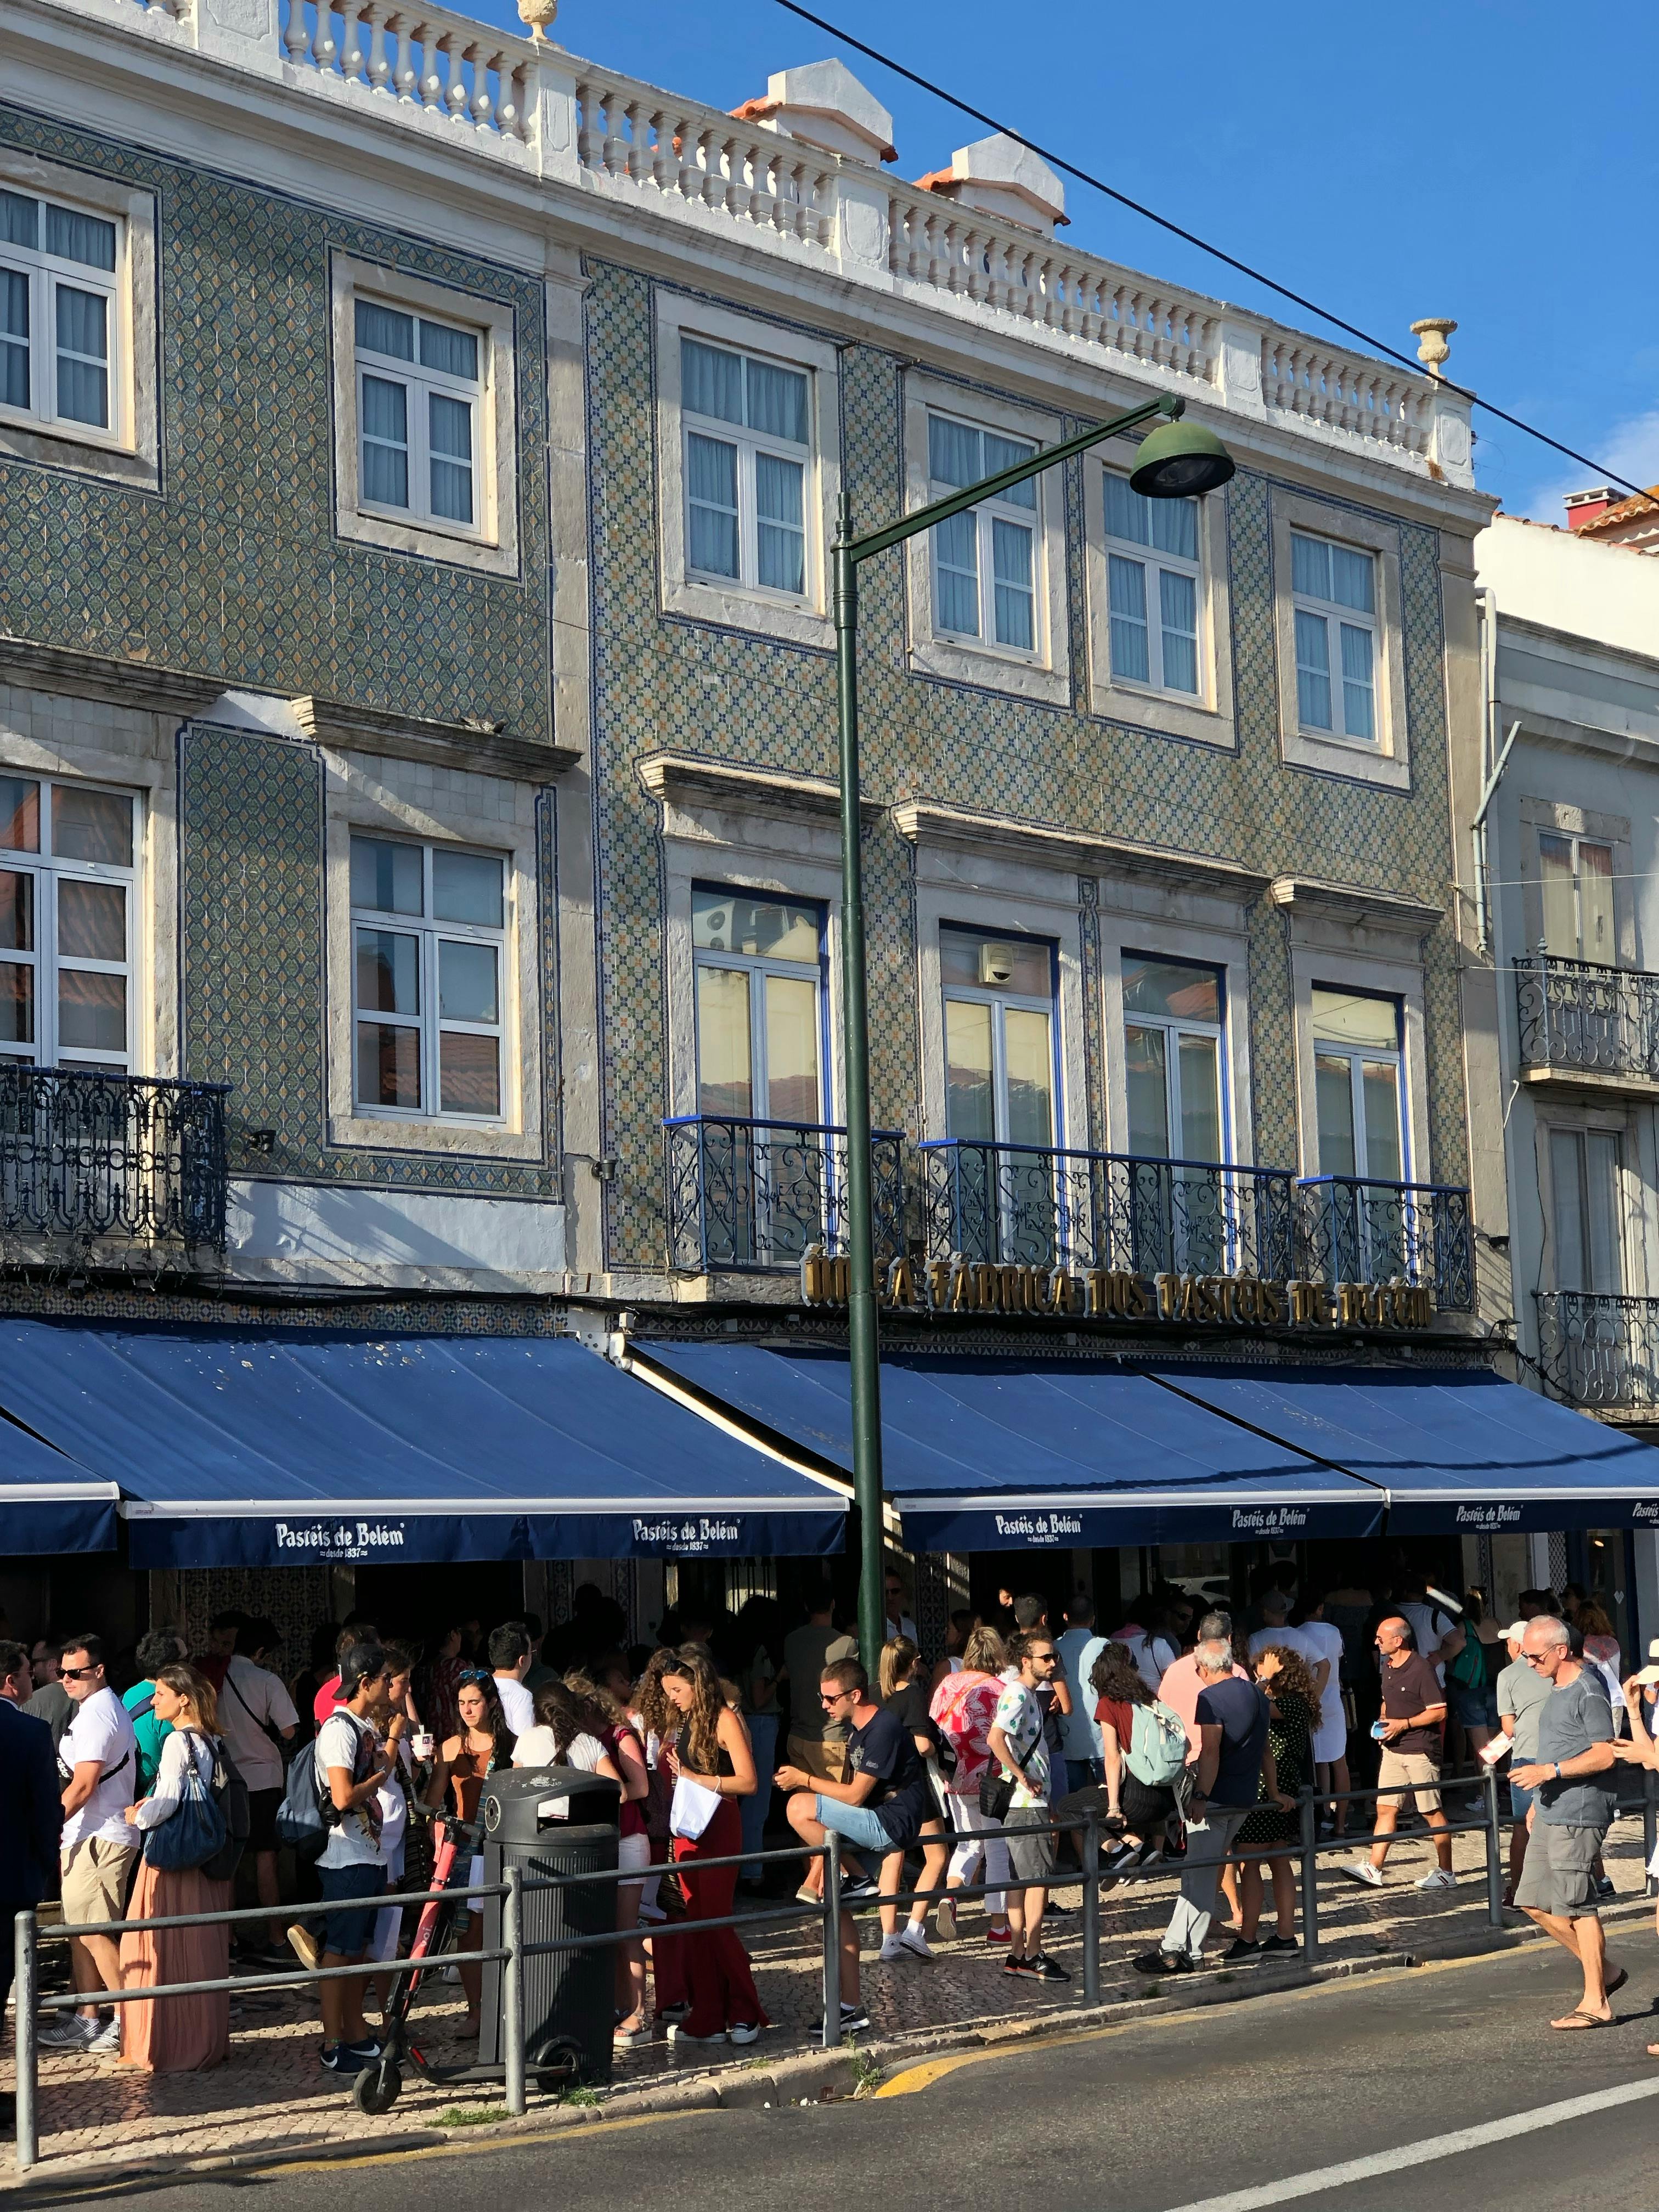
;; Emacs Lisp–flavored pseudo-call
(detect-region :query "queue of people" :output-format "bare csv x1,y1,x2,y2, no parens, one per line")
0,1565,1647,2111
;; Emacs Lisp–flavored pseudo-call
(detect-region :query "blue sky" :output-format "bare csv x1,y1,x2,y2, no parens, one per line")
484,0,1659,521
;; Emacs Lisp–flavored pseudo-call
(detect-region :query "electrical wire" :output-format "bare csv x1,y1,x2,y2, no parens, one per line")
769,0,1656,506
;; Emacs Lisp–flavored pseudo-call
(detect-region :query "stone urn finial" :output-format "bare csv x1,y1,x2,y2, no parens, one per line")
517,0,557,40
1410,318,1457,379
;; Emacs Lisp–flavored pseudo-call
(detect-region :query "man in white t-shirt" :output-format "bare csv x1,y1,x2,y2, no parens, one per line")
42,1634,139,2053
1295,1596,1351,1837
488,1622,535,1737
1398,1573,1465,1689
298,1640,394,2075
218,1617,299,1962
1245,1592,1311,1666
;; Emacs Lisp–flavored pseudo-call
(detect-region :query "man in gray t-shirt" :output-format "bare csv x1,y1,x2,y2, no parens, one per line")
1497,1624,1555,1898
1511,1616,1623,2028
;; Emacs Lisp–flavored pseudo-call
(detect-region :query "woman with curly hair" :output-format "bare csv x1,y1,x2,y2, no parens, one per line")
1089,1638,1176,1876
658,1644,766,2045
1231,1643,1319,1960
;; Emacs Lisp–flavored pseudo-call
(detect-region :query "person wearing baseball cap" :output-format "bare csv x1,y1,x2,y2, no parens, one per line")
1495,1617,1553,1905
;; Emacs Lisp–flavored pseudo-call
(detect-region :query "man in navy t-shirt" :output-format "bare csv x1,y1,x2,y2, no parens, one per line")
777,1658,929,2035
1133,1634,1268,1976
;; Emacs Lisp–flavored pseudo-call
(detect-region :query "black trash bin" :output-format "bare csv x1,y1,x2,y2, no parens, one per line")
478,1766,620,2089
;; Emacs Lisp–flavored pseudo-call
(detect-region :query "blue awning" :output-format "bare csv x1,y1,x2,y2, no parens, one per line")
1151,1364,1659,1534
0,1414,119,1554
641,1344,1386,1548
0,1322,846,1567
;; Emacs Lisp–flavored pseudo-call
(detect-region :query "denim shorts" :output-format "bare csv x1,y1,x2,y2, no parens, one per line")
317,1861,387,1956
1509,1777,1537,1821
1449,1683,1499,1730
814,1795,894,1854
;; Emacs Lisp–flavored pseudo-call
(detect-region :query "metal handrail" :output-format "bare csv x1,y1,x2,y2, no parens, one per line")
10,1771,1520,2171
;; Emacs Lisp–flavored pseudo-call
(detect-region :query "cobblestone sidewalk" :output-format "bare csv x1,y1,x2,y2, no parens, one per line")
5,1813,1653,2179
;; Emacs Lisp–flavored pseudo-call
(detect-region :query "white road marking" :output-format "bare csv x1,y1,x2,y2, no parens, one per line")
1158,2075,1659,2212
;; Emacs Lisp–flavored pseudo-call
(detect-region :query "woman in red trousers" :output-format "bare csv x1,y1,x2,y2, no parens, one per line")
659,1646,768,2046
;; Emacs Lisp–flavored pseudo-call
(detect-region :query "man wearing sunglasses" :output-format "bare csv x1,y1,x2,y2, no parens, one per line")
42,1634,139,2053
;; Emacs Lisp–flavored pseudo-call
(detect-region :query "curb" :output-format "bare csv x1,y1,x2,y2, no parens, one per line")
7,1902,1650,2191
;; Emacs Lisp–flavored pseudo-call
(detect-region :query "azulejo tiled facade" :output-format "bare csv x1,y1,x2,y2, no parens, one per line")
585,262,1469,1274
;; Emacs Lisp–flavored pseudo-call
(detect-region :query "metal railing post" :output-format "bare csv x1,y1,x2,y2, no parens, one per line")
821,1833,842,2049
13,1909,37,2171
1081,1808,1101,2005
503,1865,526,2118
1483,1760,1505,1928
1297,1789,1319,1967
1645,1767,1657,1900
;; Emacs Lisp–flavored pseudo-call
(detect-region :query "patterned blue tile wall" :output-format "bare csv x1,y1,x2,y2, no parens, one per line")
586,262,1469,1271
0,110,562,1193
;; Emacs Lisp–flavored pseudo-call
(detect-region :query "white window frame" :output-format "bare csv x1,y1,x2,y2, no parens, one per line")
1096,887,1256,1162
330,253,518,577
902,372,1070,707
1547,1121,1626,1295
1085,455,1234,748
0,189,118,439
1536,828,1616,963
691,889,827,1127
680,341,812,606
1309,988,1408,1183
925,411,1041,662
940,924,1060,1150
0,148,157,489
348,834,508,1128
1271,490,1409,790
0,775,138,1074
655,291,839,650
323,751,544,1161
354,301,483,539
1120,954,1229,1166
1290,528,1379,745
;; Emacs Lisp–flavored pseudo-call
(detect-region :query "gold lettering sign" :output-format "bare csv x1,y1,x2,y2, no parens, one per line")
799,1248,1435,1332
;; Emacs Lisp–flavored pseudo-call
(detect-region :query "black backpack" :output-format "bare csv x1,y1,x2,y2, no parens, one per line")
201,1739,250,1884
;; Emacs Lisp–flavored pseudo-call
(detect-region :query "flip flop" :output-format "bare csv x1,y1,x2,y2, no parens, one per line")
1550,2010,1609,2030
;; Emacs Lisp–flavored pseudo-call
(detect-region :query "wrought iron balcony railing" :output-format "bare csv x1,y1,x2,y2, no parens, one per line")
664,1114,906,1275
1515,955,1659,1084
917,1139,1298,1281
1294,1175,1473,1310
0,1066,230,1256
1535,1290,1659,1412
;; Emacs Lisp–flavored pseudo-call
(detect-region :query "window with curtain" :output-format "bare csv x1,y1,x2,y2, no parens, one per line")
681,336,811,599
1538,832,1615,963
927,414,1039,654
940,927,1056,1148
351,836,507,1121
1103,471,1203,699
354,297,484,532
1311,986,1404,1182
691,889,824,1126
1122,956,1225,1163
0,776,136,1074
1291,531,1379,742
1550,1127,1623,1294
0,187,119,436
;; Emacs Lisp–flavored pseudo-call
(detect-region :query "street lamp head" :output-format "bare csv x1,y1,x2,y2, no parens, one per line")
1128,416,1236,499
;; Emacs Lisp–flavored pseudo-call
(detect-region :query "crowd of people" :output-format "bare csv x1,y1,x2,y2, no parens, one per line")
0,1562,1650,2112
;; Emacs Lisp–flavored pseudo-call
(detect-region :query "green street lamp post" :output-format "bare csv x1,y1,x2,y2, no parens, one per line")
832,390,1237,1667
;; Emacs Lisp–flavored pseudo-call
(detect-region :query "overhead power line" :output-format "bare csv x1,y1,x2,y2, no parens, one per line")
769,0,1654,508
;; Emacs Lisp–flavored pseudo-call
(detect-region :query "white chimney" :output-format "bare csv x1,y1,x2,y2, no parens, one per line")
913,132,1067,237
730,60,896,166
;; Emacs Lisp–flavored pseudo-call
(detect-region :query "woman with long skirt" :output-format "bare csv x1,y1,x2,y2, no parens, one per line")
659,1645,768,2046
119,1666,231,2072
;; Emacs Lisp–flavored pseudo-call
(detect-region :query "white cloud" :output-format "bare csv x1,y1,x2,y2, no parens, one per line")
1519,408,1659,526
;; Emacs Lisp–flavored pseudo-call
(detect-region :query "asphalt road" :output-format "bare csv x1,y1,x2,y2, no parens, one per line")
42,1936,1659,2212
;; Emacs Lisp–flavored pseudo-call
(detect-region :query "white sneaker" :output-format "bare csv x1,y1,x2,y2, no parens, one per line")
935,1895,957,1942
37,2015,96,2050
1415,1867,1457,1891
877,1933,907,1963
899,1923,934,1962
1343,1859,1384,1888
86,2017,122,2055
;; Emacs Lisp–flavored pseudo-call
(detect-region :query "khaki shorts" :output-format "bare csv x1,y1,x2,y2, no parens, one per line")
1376,1750,1442,1814
61,1837,138,1930
1516,1819,1605,1920
786,1735,848,1785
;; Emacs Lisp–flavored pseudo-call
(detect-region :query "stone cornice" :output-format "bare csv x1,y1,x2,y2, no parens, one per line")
294,697,579,781
0,634,226,716
1268,873,1444,932
891,799,1270,896
639,750,883,825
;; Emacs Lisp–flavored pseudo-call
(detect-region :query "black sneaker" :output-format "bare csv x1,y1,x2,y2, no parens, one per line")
812,2002,871,2035
1131,1950,1190,1976
1003,1952,1032,1976
1261,1934,1300,1955
1024,1951,1070,1982
1222,1937,1261,1962
839,1877,880,1903
319,2043,368,2074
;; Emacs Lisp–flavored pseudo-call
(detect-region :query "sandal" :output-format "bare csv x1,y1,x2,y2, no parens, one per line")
1550,2010,1609,2030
